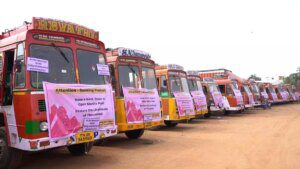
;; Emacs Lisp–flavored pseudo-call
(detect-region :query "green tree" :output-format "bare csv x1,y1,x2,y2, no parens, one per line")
284,68,300,88
248,74,261,81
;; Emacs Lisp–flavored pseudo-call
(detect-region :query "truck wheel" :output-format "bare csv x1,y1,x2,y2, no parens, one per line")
204,113,211,118
67,142,93,156
164,121,178,127
0,127,22,169
125,129,144,139
224,110,230,115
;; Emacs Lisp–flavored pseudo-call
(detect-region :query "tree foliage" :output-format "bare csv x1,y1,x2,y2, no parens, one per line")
284,67,300,88
248,74,261,81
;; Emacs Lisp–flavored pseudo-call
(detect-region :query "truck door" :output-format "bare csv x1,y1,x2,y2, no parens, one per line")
2,50,14,106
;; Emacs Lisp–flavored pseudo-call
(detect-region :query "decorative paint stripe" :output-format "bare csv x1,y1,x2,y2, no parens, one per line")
14,92,26,95
31,91,44,95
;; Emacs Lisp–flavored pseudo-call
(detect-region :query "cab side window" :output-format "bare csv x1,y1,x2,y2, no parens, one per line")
203,86,208,95
14,43,25,88
226,85,233,95
160,75,168,97
219,85,225,94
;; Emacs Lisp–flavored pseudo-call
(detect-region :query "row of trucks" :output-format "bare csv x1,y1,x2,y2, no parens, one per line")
0,18,299,169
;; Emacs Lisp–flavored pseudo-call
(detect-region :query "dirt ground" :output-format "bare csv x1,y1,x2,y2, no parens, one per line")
21,104,300,169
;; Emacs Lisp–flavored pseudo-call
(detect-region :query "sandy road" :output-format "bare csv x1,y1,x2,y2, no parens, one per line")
21,104,300,169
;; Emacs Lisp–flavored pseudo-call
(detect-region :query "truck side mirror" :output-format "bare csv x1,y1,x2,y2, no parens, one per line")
15,60,22,73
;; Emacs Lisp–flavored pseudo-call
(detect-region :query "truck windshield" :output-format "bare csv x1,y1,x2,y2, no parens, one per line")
188,79,203,92
232,82,239,89
30,44,75,88
187,79,198,92
76,50,107,85
142,67,157,89
268,86,276,93
181,77,190,93
118,65,139,91
243,85,251,94
251,84,259,94
169,76,182,93
208,83,220,93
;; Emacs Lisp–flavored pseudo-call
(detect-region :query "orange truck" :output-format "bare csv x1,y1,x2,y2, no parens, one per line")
224,71,254,109
257,82,272,108
273,84,289,103
283,84,297,102
199,69,245,113
155,64,195,127
248,79,262,107
200,77,225,116
264,83,279,104
106,48,162,138
0,17,118,168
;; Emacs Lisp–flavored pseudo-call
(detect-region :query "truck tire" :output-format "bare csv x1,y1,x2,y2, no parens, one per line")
67,142,93,156
204,113,211,118
164,121,178,127
125,129,144,139
0,127,22,169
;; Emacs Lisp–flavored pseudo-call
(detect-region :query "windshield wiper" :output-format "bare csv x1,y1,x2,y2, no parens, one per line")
128,65,138,76
51,43,69,63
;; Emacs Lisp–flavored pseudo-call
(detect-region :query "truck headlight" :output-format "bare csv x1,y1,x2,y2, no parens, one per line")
40,122,48,132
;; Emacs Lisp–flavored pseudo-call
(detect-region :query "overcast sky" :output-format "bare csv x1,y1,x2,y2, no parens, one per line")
1,0,299,79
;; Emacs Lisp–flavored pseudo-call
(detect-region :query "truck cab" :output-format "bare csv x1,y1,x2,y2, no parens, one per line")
264,83,279,104
248,80,262,107
106,48,162,139
201,77,224,114
155,64,194,127
0,17,117,168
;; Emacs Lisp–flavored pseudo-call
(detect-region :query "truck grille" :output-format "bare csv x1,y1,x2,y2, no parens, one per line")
38,100,46,112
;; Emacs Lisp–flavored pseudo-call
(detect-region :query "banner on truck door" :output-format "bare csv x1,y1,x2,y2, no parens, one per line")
261,91,268,100
271,93,278,102
248,93,255,105
122,87,161,124
211,91,223,108
43,82,116,140
191,91,207,111
232,88,244,105
280,91,288,101
173,92,195,117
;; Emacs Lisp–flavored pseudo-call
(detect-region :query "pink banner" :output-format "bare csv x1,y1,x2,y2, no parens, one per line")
173,92,195,116
43,82,116,140
271,92,278,102
191,91,207,111
123,87,161,124
247,92,255,105
295,92,300,100
211,91,223,108
261,91,268,100
232,88,244,105
280,92,288,101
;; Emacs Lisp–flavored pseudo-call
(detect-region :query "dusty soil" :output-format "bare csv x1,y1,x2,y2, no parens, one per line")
22,104,300,169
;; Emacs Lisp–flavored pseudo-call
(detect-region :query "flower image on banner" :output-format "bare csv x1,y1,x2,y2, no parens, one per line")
122,87,161,124
191,91,207,111
173,92,195,117
43,82,116,140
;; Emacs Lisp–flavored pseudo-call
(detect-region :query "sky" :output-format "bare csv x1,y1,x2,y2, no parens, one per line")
1,0,299,79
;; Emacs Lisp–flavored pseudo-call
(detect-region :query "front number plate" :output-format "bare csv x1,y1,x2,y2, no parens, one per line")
75,131,94,144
